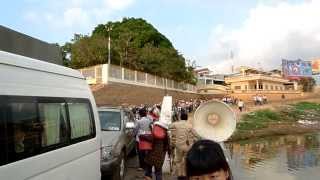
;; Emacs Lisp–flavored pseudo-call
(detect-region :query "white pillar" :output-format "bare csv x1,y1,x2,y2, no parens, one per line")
294,81,298,91
102,64,109,84
256,80,259,90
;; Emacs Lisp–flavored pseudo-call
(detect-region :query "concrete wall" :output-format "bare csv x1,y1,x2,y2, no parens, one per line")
0,25,62,65
93,82,201,106
230,92,310,102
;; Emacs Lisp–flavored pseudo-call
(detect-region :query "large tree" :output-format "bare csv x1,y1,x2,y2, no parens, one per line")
62,17,196,84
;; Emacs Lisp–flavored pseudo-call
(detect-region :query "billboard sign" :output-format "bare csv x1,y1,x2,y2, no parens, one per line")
282,59,312,78
312,59,320,74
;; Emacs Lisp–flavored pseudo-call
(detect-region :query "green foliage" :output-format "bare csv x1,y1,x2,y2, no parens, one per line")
62,17,196,84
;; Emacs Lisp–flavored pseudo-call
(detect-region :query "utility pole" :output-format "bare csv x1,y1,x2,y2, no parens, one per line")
106,25,112,65
105,24,112,83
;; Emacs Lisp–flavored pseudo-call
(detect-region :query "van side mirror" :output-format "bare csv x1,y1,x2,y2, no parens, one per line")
125,122,135,129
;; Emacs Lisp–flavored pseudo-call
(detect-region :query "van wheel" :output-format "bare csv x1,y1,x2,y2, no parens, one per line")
113,152,126,180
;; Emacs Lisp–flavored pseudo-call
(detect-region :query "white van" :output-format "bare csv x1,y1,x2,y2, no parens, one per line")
0,50,101,180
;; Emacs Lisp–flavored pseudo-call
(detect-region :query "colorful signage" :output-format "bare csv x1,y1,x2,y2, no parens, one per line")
312,59,320,74
282,59,312,78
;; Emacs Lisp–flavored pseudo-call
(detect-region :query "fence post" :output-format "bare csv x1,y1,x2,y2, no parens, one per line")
121,67,125,80
94,66,97,80
145,73,148,85
135,70,137,83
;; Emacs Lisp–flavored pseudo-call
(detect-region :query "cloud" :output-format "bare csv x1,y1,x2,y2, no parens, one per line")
104,0,135,10
23,0,136,42
206,0,320,74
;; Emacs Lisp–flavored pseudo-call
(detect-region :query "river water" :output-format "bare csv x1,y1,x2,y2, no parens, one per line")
226,133,320,180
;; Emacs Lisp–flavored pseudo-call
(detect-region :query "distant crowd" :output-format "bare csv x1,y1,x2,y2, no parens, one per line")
252,94,268,105
129,98,206,122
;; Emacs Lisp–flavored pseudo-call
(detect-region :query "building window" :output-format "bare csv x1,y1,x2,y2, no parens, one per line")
265,85,268,90
234,86,241,90
206,79,212,85
271,85,274,90
245,85,248,90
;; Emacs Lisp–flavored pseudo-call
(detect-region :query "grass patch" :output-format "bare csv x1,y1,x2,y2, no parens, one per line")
237,109,281,131
292,102,320,111
237,102,320,131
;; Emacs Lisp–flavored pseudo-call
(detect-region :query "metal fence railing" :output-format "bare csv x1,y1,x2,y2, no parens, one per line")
79,64,197,93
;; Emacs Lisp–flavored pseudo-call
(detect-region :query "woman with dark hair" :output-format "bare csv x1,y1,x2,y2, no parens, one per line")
186,140,232,180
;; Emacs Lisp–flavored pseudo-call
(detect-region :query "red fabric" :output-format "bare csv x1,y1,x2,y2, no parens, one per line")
152,125,166,139
150,113,159,121
139,140,153,150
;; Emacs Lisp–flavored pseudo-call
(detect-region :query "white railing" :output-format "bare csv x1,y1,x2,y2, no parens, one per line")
79,64,197,93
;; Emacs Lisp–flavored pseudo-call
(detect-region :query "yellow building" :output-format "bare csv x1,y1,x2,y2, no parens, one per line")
225,66,298,93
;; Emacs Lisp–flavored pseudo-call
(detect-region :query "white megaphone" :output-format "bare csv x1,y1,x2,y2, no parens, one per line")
193,100,236,142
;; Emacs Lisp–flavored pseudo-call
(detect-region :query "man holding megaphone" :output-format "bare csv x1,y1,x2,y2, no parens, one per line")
168,99,237,180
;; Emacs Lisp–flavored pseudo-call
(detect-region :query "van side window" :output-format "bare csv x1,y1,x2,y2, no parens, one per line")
0,99,7,166
0,96,96,166
38,102,68,146
7,100,40,162
68,102,94,140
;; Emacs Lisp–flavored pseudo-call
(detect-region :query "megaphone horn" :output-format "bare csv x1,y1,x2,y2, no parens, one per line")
193,100,237,142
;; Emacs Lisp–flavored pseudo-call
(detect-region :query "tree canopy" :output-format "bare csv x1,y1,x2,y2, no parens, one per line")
62,17,196,84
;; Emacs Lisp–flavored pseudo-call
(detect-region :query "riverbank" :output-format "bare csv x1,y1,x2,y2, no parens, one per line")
229,101,320,141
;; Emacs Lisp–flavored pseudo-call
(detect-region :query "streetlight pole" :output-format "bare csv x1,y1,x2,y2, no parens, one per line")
105,25,112,65
105,25,112,84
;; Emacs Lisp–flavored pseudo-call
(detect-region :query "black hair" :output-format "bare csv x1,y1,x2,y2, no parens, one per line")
186,140,232,179
138,108,147,117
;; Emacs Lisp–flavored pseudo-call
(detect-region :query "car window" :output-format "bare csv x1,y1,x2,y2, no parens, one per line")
99,111,121,131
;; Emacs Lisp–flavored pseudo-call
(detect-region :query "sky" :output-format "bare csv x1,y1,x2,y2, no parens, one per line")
1,0,319,73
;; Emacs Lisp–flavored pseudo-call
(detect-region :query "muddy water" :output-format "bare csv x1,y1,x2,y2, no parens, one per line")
226,133,320,180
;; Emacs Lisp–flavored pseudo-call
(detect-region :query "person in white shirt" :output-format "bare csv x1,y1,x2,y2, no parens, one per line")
238,99,244,112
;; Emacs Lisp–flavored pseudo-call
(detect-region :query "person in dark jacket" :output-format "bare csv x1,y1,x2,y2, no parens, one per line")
180,108,188,121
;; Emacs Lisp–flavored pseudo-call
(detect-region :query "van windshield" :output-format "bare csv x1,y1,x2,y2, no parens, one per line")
99,111,121,131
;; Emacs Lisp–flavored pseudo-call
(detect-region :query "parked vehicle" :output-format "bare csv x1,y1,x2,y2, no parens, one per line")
0,50,101,180
98,107,136,180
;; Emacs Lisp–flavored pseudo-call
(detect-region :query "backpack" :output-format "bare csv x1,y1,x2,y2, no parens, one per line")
169,121,199,153
138,134,153,150
152,124,167,139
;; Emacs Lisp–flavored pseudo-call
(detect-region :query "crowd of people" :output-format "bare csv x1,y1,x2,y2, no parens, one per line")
252,94,268,105
130,98,233,180
221,96,245,112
